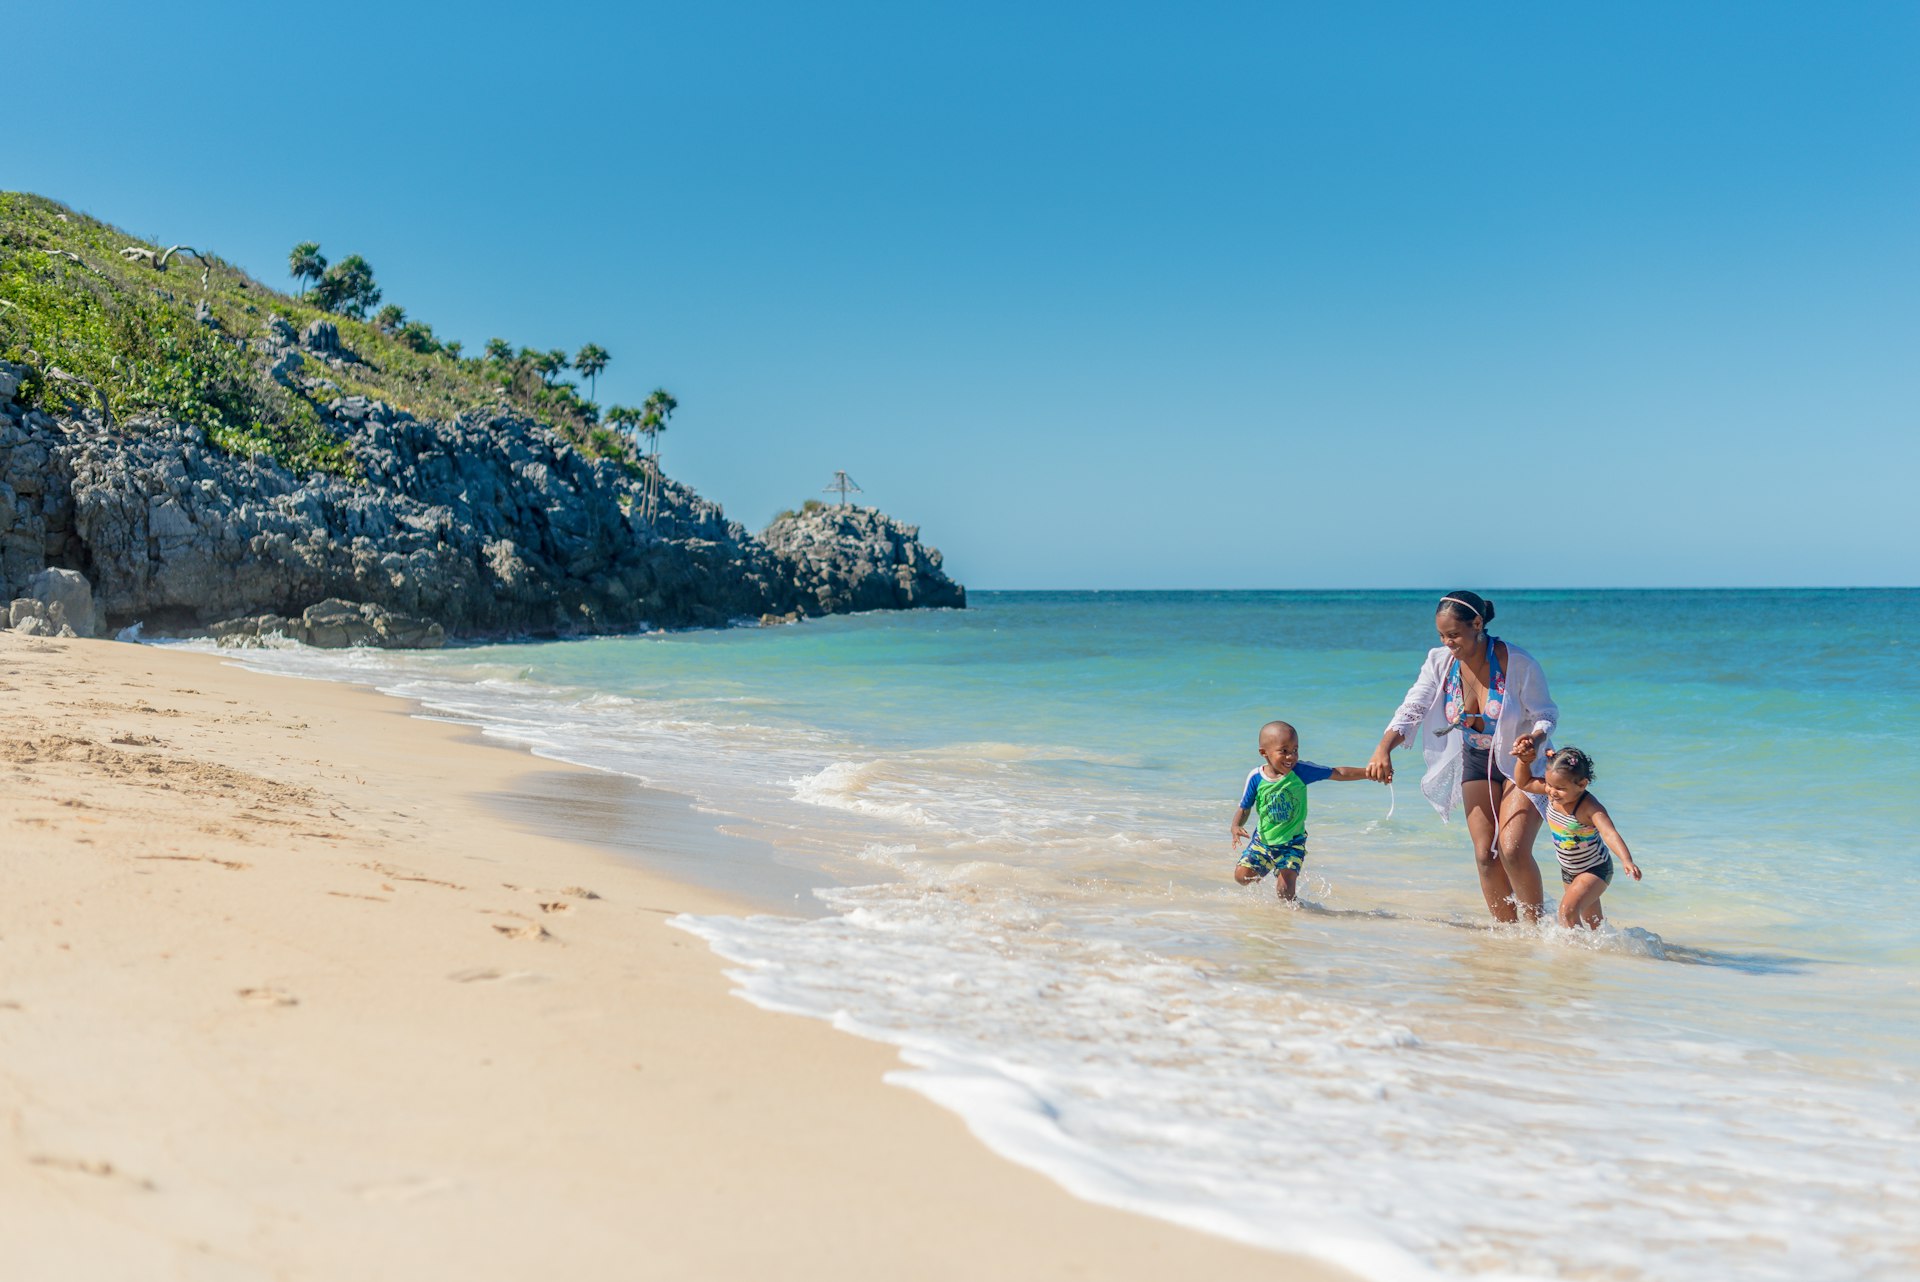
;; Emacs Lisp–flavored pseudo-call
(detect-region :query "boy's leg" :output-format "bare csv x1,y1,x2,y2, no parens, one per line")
1556,872,1609,929
1235,843,1271,886
1276,868,1299,900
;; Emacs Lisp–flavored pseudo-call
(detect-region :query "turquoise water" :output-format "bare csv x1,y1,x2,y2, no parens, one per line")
217,590,1920,1281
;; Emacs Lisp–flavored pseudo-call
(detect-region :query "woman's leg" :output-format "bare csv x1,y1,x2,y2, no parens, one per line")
1462,780,1516,921
1495,788,1546,922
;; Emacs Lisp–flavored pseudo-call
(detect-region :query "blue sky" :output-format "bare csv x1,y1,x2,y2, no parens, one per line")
13,1,1917,588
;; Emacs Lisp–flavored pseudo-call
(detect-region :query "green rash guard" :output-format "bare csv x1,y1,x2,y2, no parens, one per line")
1238,762,1337,847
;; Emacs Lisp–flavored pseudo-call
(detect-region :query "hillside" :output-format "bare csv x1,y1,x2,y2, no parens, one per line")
0,192,630,474
0,194,964,642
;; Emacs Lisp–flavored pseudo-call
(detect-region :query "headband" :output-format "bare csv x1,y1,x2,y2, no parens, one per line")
1438,595,1483,621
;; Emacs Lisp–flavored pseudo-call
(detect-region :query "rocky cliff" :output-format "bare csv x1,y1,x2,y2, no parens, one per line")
0,361,963,644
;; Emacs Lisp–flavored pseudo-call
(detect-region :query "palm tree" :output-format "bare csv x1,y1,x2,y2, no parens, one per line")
573,343,610,401
374,303,406,334
313,254,380,319
604,403,642,442
484,337,513,365
529,349,567,386
637,388,679,522
288,242,326,297
639,387,678,451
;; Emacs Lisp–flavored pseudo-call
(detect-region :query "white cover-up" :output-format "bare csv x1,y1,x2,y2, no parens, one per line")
1384,641,1559,820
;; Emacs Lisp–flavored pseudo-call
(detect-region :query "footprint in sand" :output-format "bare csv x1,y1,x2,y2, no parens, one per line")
354,1175,456,1204
238,987,299,1007
29,1154,157,1190
491,921,552,942
446,967,548,984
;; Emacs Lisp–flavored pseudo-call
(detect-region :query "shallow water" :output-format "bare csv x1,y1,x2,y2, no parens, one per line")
203,589,1920,1281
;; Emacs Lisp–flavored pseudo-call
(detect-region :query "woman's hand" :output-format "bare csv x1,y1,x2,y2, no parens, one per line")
1513,731,1542,758
1366,746,1394,783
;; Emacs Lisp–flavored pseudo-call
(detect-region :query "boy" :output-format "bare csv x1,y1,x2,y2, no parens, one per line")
1230,720,1376,900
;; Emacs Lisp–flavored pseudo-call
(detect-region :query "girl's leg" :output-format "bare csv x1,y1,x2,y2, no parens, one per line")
1556,872,1608,929
1495,788,1546,922
1462,781,1516,921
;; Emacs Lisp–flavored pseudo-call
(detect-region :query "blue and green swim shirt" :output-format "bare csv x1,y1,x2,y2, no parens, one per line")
1238,762,1336,848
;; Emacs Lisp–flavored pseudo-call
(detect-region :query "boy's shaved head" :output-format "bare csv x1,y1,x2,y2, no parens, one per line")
1259,720,1297,746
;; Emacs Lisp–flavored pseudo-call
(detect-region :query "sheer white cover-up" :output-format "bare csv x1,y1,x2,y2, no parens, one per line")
1385,641,1559,819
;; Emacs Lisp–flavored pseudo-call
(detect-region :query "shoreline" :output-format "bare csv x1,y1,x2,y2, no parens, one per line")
0,632,1351,1281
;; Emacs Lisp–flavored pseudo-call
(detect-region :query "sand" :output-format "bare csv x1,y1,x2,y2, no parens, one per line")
0,632,1351,1282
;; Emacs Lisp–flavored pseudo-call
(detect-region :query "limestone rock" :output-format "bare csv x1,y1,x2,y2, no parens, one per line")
0,397,964,644
26,567,94,637
300,319,342,356
761,505,965,615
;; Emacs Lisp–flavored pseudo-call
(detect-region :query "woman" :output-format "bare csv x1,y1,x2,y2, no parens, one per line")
1366,591,1559,922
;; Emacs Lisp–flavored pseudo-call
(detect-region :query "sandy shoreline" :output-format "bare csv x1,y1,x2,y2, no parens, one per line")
0,633,1349,1281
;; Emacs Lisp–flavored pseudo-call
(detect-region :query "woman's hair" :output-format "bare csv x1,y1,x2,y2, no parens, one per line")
1435,590,1495,626
1546,746,1595,783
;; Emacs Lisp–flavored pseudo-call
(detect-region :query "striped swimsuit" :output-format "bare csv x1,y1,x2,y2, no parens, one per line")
1546,800,1612,884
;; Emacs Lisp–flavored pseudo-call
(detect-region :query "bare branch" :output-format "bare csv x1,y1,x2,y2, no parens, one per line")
45,365,115,427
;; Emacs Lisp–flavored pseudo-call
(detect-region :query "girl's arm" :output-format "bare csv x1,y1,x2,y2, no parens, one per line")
1509,747,1550,796
1585,800,1641,880
1372,653,1442,780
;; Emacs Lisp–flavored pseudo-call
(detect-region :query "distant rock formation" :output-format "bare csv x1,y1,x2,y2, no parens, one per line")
762,505,966,614
0,359,964,644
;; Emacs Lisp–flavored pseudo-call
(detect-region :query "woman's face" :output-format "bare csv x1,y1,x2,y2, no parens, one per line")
1435,611,1483,661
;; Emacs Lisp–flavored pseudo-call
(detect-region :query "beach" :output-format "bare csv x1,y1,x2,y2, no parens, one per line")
0,630,1346,1281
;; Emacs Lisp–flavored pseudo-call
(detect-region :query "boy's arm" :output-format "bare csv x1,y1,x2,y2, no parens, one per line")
1327,766,1381,782
1587,801,1641,880
1230,806,1252,848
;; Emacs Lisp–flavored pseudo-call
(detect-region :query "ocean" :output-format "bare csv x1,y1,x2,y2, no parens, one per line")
201,589,1920,1282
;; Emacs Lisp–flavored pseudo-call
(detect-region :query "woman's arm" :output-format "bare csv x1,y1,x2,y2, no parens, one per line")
1586,800,1641,880
1372,653,1441,781
1510,647,1560,756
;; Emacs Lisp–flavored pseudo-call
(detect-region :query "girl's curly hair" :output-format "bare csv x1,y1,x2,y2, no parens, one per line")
1546,746,1595,783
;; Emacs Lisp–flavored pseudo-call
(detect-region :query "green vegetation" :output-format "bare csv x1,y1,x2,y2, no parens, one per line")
769,497,826,523
0,192,661,478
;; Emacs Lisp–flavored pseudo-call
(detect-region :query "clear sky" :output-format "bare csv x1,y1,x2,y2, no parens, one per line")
13,1,1917,588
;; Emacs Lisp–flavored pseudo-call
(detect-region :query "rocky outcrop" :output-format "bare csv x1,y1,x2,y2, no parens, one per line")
5,568,95,638
208,599,444,649
762,505,966,614
0,360,965,644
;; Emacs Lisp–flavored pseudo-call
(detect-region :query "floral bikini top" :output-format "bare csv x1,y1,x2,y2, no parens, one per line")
1441,636,1506,750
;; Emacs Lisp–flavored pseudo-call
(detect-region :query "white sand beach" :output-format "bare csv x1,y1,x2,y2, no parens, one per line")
0,632,1351,1281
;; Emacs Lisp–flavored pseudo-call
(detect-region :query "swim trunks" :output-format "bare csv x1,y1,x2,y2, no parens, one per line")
1238,837,1307,877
